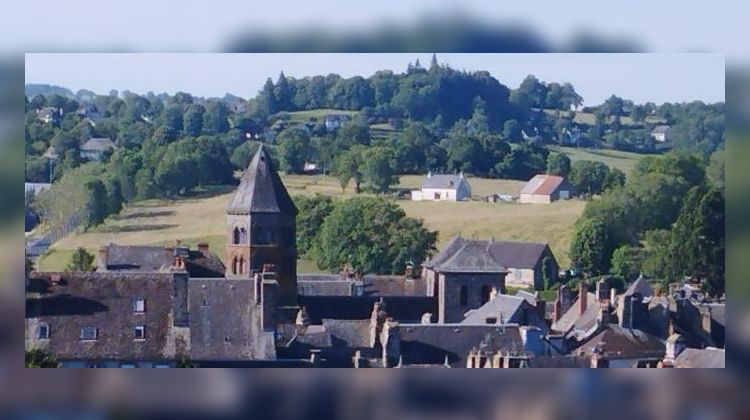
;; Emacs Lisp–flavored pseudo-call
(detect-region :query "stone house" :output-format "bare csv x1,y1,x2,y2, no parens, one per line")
410,172,471,202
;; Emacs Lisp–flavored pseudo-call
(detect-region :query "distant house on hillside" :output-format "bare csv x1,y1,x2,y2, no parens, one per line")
411,172,471,202
324,114,352,131
80,137,117,161
36,107,62,124
519,174,576,204
650,125,670,142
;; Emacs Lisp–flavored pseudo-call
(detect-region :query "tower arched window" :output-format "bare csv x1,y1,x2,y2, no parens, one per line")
239,257,246,274
232,227,241,244
232,256,238,275
239,228,247,244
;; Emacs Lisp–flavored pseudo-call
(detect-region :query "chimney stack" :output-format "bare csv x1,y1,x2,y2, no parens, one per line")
197,242,209,253
700,306,712,337
98,245,109,271
579,282,588,316
596,279,610,303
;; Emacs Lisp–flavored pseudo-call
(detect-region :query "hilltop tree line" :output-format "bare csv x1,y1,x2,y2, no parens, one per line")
569,149,725,296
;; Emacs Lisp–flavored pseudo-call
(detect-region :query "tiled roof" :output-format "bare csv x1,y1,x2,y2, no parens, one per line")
25,272,180,362
227,145,297,215
573,325,665,360
461,295,526,325
99,244,225,277
425,236,550,272
81,137,116,152
398,324,525,367
674,348,724,368
551,292,598,334
421,174,466,190
520,174,567,196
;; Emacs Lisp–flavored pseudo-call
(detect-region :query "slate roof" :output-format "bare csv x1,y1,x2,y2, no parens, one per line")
573,325,665,360
99,244,225,277
520,174,567,196
625,275,654,297
526,356,591,368
551,292,598,334
425,236,549,272
674,348,725,368
81,137,116,152
25,272,180,362
651,125,670,135
298,295,437,324
297,275,428,297
188,278,275,361
322,319,372,348
227,144,297,215
420,174,466,190
461,295,526,325
398,324,526,367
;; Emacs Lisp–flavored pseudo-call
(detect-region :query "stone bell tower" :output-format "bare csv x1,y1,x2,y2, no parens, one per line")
225,144,298,304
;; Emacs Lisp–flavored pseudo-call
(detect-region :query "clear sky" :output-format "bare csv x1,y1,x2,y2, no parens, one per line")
25,53,724,106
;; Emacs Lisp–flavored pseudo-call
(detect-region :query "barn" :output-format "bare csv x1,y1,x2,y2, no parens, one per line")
519,174,576,204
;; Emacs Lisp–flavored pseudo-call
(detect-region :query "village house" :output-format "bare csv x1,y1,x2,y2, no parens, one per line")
424,236,559,293
36,106,62,124
80,137,117,161
410,172,471,202
324,114,352,131
650,125,670,142
519,174,576,204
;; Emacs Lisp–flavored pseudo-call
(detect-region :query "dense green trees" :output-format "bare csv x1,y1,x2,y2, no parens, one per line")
546,152,571,177
312,197,437,274
66,247,95,272
277,127,311,173
25,348,60,368
295,194,335,257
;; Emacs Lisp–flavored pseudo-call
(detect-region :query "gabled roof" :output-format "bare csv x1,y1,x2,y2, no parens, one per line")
520,174,567,196
81,137,116,152
461,294,526,325
98,244,224,277
421,174,466,190
573,325,665,360
625,275,654,297
551,292,598,334
227,145,297,215
425,236,550,272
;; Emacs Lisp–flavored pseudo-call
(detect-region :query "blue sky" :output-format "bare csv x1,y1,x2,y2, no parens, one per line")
25,53,724,106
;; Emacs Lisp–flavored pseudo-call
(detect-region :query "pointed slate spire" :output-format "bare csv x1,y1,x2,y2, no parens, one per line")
227,144,297,215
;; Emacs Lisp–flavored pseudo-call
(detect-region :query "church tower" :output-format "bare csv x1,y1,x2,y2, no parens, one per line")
226,145,298,304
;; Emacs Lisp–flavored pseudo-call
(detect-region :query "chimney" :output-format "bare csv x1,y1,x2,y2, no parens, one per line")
370,298,387,347
421,313,433,324
559,285,573,315
700,306,712,337
579,282,588,316
610,287,617,305
164,246,175,267
405,263,414,279
197,242,209,253
427,170,432,178
98,245,109,271
553,297,562,322
50,273,62,285
596,279,610,303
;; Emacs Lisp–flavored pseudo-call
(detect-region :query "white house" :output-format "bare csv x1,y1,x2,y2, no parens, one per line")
80,137,117,161
650,125,670,142
411,172,471,201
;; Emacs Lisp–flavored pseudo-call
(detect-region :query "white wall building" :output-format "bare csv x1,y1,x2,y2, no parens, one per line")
411,172,471,202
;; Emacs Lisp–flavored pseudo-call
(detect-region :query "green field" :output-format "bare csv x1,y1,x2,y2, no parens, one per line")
36,174,584,272
286,109,358,124
550,146,645,175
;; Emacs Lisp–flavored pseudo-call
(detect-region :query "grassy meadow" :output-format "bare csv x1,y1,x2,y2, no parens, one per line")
36,174,584,272
550,145,645,176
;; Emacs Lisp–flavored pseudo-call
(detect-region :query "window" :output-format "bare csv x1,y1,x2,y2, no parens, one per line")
232,227,241,244
434,192,441,200
460,285,468,306
120,363,137,368
153,364,170,368
134,325,146,340
80,325,97,341
133,298,145,313
202,299,209,307
86,362,106,368
485,317,497,324
37,323,50,339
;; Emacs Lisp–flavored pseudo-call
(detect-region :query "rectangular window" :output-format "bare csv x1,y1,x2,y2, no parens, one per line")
87,362,106,368
37,323,50,339
133,298,145,313
460,285,468,306
80,325,97,341
434,192,441,200
134,325,146,340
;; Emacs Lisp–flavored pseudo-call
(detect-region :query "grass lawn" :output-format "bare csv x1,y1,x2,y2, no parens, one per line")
286,109,358,124
38,174,583,271
550,145,646,175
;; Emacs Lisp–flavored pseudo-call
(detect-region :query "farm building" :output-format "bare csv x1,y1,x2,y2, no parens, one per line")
411,172,471,202
80,137,117,161
519,174,576,204
650,125,670,142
